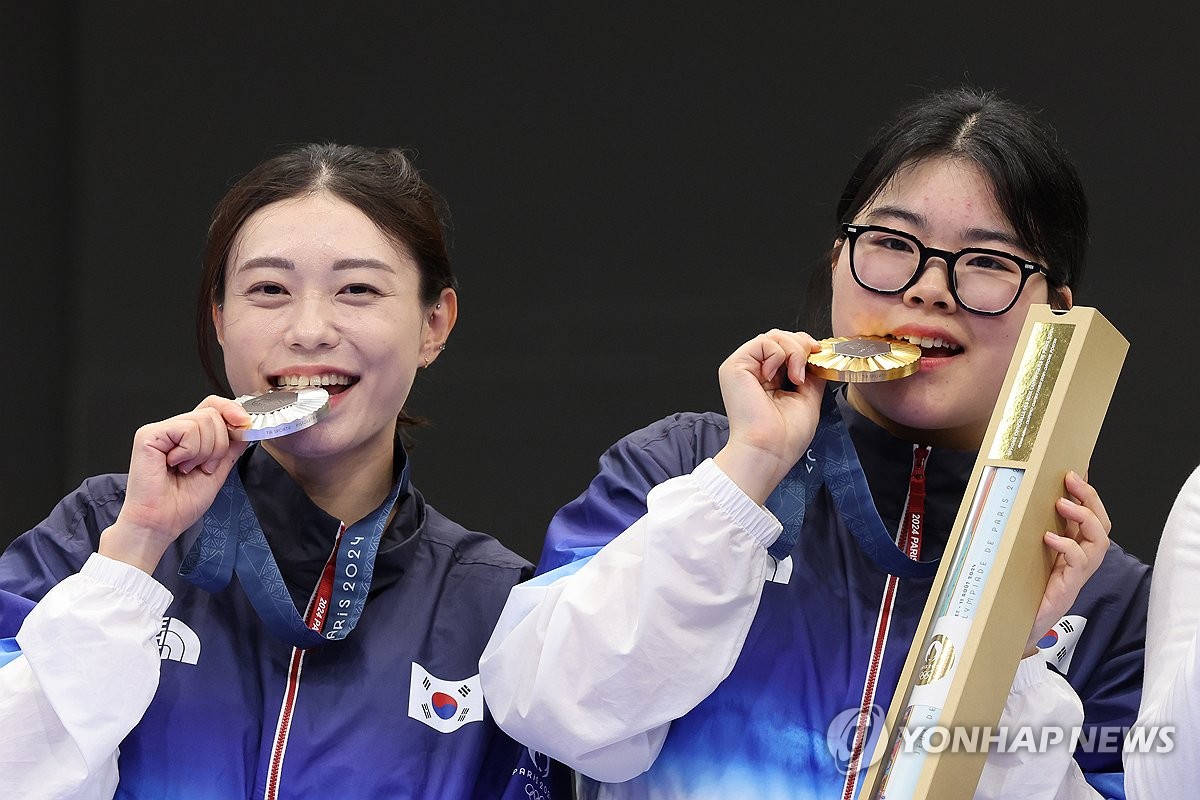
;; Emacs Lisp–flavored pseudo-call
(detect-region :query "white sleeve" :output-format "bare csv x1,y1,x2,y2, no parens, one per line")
0,553,173,799
480,459,782,783
1125,465,1200,799
974,652,1100,799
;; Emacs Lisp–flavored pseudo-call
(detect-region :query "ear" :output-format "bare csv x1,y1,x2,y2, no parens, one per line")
211,303,226,347
1052,285,1073,311
421,288,458,367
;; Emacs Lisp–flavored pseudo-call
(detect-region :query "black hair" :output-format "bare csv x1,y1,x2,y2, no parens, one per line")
803,86,1087,334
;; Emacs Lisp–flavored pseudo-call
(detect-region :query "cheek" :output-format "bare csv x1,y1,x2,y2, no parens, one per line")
220,343,258,387
216,315,275,382
973,320,1027,379
830,265,875,335
991,309,1028,346
829,258,849,326
218,320,258,356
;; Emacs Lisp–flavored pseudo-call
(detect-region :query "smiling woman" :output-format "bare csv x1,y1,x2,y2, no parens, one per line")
830,157,1068,449
213,190,451,518
0,145,565,799
479,88,1149,800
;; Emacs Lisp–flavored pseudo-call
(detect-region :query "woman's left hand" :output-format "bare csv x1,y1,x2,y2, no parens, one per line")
1025,471,1111,655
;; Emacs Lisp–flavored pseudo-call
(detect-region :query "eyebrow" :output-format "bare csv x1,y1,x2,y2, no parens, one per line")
234,256,398,274
864,206,1026,251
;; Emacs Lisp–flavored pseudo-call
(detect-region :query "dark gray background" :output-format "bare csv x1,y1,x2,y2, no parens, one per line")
3,3,1195,566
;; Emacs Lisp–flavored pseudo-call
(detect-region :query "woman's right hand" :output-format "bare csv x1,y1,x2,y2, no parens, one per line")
99,396,251,574
712,330,826,504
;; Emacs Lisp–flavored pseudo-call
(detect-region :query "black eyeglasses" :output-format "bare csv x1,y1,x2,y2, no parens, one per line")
841,223,1054,316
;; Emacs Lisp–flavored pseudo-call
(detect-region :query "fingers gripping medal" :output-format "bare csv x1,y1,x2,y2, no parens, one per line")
234,387,331,440
806,336,921,383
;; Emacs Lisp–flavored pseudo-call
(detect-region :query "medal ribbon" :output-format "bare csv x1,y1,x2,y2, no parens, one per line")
764,389,939,579
902,445,930,560
839,444,933,797
180,446,407,648
303,521,346,634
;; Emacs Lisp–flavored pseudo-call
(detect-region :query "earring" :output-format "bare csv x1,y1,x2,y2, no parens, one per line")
439,343,446,351
423,357,430,368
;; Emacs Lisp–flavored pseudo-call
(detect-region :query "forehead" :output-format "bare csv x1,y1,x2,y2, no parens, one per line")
228,191,416,271
863,157,1011,235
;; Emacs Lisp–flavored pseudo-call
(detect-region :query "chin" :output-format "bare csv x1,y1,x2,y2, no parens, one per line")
858,389,977,444
266,424,344,457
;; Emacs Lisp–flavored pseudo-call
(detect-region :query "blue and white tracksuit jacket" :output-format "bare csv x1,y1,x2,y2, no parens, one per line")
480,397,1149,799
0,445,566,799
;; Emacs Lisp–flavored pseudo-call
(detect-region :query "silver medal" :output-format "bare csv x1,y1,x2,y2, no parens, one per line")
233,387,331,440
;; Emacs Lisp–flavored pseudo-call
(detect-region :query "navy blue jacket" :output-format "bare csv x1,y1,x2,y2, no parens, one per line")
538,397,1148,798
0,445,566,799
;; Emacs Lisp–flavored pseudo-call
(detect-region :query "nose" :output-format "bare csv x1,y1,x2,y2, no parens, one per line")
285,295,340,350
903,256,957,312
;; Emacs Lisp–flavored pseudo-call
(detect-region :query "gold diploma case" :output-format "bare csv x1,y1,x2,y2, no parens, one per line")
860,305,1129,799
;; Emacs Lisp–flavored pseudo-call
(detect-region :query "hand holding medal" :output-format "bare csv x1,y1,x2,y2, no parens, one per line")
100,388,331,572
714,331,921,504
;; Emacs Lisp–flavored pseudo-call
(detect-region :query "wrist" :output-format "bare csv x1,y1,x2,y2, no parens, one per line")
713,441,793,505
98,520,173,575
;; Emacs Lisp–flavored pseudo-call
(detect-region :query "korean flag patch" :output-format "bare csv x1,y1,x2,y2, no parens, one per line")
408,662,484,733
1035,615,1088,673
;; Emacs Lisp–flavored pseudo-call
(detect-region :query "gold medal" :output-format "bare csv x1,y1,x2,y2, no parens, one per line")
234,387,331,440
806,336,921,383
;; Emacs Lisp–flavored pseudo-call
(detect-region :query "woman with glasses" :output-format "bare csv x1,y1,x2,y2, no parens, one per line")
480,87,1148,799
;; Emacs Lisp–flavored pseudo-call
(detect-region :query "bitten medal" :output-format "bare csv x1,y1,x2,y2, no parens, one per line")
234,387,330,440
806,336,921,383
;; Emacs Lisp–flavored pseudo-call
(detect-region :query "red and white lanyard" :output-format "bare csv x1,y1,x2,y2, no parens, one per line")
841,444,931,800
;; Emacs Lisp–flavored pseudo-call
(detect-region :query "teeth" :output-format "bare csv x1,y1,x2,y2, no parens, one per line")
274,374,353,387
894,334,962,352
